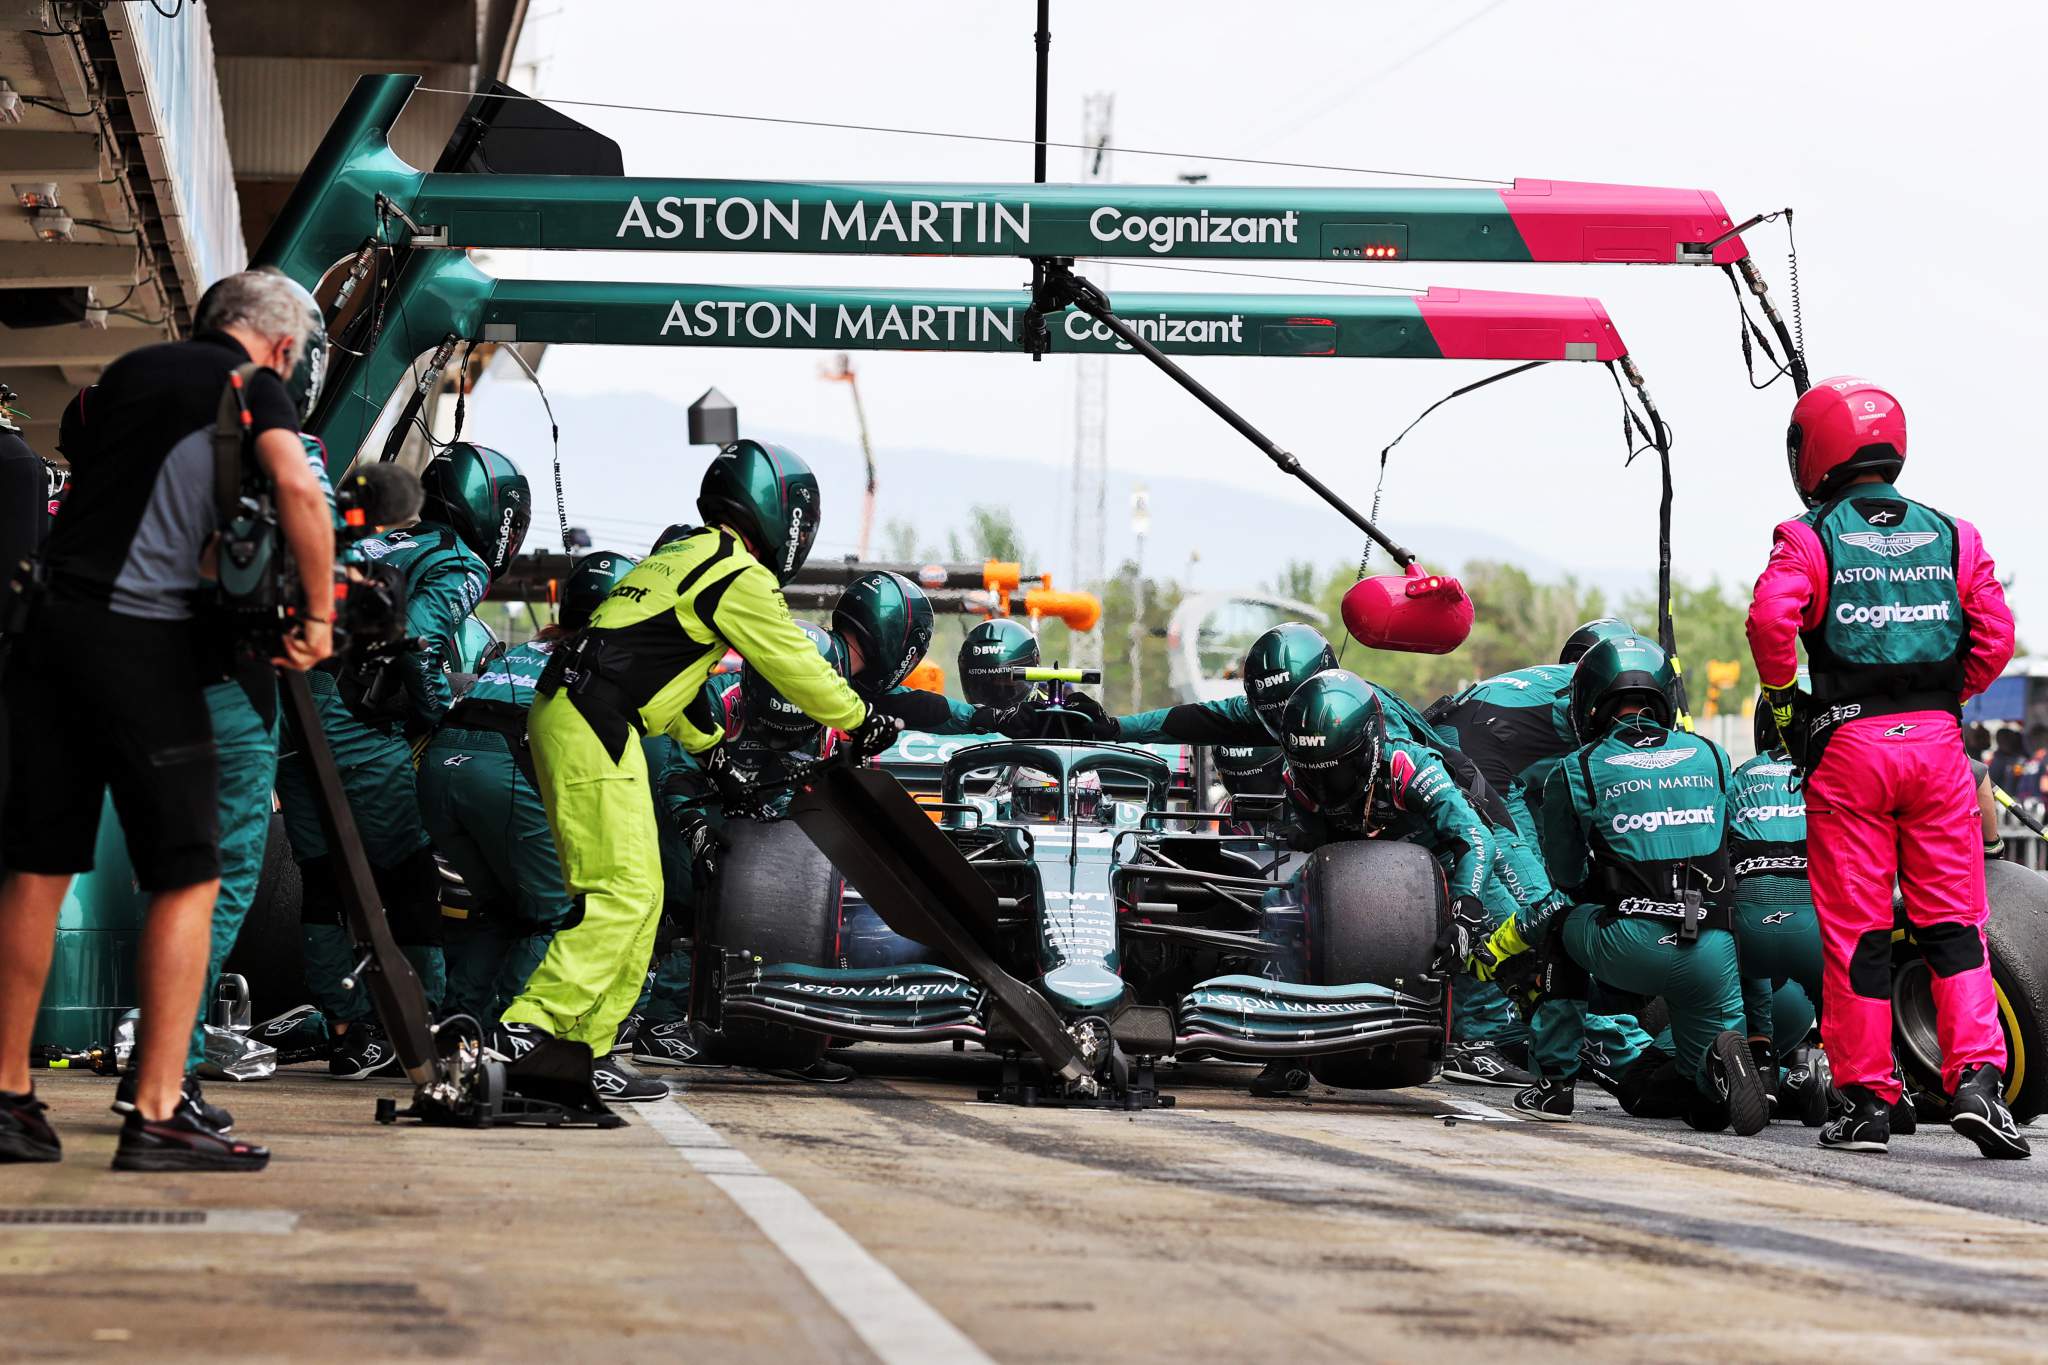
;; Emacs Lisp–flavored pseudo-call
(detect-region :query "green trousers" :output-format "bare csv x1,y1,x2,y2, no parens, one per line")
188,678,280,1071
502,694,663,1051
420,726,577,1022
1733,890,1824,1054
1531,907,1744,1095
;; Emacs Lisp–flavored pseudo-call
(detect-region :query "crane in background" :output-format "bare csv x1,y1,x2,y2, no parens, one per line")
819,352,879,561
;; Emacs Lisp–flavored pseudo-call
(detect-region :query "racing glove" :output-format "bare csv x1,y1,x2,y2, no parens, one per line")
673,809,726,885
1056,690,1117,741
1465,916,1532,984
1439,894,1489,962
1760,682,1806,762
844,707,904,763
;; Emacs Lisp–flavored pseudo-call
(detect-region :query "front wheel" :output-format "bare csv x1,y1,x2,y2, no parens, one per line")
1300,840,1448,1092
706,819,844,1071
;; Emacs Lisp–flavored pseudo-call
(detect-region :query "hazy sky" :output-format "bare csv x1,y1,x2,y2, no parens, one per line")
459,1,2046,634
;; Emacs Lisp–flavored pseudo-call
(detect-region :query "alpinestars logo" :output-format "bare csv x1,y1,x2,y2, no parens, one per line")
1761,911,1795,925
1866,509,1899,524
1884,722,1917,737
1604,749,1692,770
1840,530,1938,558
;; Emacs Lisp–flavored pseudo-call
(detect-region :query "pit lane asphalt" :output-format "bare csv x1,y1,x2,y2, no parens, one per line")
7,1051,2045,1362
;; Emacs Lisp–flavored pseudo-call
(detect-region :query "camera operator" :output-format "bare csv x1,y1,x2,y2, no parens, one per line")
0,269,332,1173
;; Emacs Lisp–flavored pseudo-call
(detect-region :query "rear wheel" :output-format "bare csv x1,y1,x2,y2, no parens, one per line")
224,814,306,1024
707,819,844,1071
1300,840,1448,1091
1894,860,2048,1122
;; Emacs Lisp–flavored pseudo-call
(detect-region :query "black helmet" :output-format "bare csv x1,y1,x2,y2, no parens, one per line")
833,570,935,695
1560,616,1637,666
56,384,92,460
959,618,1039,708
276,274,327,424
741,621,847,752
1242,622,1338,738
651,523,692,553
1278,670,1387,813
1569,635,1679,740
1214,743,1283,800
419,442,532,581
562,550,637,630
697,439,821,584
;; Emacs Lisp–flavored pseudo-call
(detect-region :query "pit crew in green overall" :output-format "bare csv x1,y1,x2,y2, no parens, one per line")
1468,636,1770,1134
276,442,527,1078
1097,623,1601,1088
498,441,900,1106
1274,670,1511,1083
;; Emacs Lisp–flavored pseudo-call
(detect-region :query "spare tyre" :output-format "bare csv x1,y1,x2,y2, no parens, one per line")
224,813,307,1024
1894,859,2048,1122
707,818,844,1071
1300,839,1448,1092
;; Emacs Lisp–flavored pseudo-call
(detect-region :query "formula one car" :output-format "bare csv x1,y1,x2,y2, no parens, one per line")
701,700,1450,1106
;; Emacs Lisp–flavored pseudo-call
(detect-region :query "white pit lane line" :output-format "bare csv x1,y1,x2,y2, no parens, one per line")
639,1095,993,1365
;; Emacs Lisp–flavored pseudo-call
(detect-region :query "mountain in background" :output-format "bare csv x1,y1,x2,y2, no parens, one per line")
469,387,1652,599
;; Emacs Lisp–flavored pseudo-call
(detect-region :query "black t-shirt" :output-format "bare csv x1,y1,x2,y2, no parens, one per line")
0,428,46,580
42,333,296,620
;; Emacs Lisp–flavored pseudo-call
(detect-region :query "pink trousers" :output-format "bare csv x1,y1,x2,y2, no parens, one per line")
1804,713,2005,1100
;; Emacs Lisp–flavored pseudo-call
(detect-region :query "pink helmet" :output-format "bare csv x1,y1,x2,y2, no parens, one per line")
1787,376,1906,506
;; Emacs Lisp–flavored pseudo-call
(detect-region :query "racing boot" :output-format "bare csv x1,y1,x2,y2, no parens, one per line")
0,1089,61,1163
1818,1084,1890,1154
1779,1047,1833,1128
1750,1038,1779,1115
592,1055,669,1104
630,1019,727,1069
483,1020,550,1066
1249,1060,1312,1097
328,1022,402,1080
1512,1074,1575,1122
252,1004,329,1066
113,1074,233,1133
1948,1065,2031,1159
1443,1040,1535,1089
612,1011,644,1056
111,1092,269,1173
1696,1031,1769,1137
1889,1093,1919,1137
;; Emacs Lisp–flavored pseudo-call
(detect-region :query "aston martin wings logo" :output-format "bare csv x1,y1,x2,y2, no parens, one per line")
1602,749,1693,770
1840,530,1938,558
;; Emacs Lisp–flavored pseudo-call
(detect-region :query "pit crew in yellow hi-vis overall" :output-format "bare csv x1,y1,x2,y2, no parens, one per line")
494,441,902,1104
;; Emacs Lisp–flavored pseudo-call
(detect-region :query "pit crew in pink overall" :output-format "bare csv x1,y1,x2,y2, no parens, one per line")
1747,375,2027,1158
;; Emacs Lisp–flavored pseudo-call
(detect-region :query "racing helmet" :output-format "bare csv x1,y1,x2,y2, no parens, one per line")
561,550,638,631
275,273,328,423
419,442,532,582
1788,376,1906,507
1243,623,1338,738
1006,765,1063,823
1070,769,1106,823
1569,635,1679,740
56,383,91,461
1278,670,1387,812
1214,743,1284,800
697,439,821,584
1560,616,1637,666
834,570,935,696
651,523,692,553
447,614,499,674
741,620,847,752
959,618,1039,708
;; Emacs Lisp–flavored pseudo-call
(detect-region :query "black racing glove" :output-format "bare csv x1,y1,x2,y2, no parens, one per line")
844,707,904,763
674,810,726,884
1440,894,1489,962
1059,690,1116,740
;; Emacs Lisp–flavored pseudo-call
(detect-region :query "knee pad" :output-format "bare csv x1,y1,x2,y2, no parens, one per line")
1915,919,1986,978
1849,928,1894,1000
298,856,343,926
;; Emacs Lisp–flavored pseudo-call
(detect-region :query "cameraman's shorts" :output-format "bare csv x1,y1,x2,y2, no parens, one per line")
2,600,220,890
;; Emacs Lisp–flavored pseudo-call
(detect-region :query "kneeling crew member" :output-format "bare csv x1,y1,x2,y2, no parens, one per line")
1472,636,1768,1134
502,441,899,1083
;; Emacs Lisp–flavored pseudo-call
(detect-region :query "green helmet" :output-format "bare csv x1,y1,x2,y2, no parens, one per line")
1278,670,1387,813
277,274,327,424
741,620,846,752
959,618,1039,707
447,614,499,673
1570,635,1679,740
1560,616,1637,666
834,570,935,695
419,442,532,581
562,550,637,631
697,439,821,584
1243,622,1338,738
1214,743,1283,800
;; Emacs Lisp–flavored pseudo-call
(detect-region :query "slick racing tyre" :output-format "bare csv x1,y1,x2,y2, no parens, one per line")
1300,840,1447,1092
707,818,845,1071
224,814,307,1024
1893,860,2048,1123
